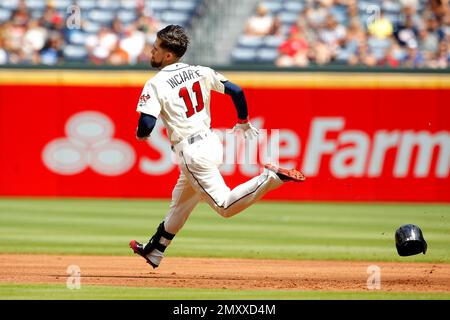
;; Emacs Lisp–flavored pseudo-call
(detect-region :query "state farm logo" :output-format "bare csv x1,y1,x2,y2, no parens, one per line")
42,111,136,176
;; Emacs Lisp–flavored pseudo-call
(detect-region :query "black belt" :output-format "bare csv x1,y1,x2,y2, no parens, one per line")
188,134,203,145
171,133,204,151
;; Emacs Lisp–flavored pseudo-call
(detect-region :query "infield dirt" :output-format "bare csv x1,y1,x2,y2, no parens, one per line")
1,254,449,293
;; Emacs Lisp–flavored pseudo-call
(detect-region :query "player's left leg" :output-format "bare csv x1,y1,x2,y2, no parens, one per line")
182,160,283,218
130,171,200,268
177,131,289,218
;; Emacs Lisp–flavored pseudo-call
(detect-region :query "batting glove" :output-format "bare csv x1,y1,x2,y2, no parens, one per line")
232,119,259,139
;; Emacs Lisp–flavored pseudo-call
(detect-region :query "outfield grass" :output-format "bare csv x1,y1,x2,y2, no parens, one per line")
1,198,450,300
0,198,449,263
1,283,449,300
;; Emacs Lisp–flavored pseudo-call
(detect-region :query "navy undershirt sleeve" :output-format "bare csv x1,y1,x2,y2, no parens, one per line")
223,81,248,120
136,113,157,138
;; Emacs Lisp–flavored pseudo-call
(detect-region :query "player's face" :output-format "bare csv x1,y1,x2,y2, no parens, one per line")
150,38,168,69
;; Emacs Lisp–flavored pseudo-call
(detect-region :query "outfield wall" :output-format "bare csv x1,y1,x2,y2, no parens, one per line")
1,69,449,202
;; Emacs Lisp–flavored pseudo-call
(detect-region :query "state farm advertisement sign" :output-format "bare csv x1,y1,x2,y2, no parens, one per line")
0,84,449,202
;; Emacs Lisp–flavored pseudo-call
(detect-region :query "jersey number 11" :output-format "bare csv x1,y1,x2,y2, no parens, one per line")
179,81,204,118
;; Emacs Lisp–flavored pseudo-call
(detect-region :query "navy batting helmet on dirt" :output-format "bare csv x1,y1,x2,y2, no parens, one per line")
395,224,427,256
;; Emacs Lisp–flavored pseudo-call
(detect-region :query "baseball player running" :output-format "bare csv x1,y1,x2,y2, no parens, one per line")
130,25,305,268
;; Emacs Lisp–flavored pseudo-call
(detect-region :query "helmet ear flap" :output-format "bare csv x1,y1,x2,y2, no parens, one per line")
395,224,427,256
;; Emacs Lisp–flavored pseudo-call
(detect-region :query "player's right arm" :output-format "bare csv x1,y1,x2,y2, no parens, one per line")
136,113,157,140
135,81,162,140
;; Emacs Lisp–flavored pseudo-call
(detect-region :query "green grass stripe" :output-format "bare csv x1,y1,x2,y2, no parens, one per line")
0,199,449,262
0,283,449,300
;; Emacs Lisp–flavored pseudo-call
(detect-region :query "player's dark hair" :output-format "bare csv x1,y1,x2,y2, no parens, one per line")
157,25,189,58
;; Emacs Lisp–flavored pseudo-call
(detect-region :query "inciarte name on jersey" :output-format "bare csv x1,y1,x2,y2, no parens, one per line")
166,69,202,89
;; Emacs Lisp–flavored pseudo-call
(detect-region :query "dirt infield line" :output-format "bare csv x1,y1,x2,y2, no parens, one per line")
1,254,449,292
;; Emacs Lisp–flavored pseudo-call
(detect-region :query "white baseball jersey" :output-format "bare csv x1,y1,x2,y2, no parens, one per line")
136,62,285,268
137,62,228,144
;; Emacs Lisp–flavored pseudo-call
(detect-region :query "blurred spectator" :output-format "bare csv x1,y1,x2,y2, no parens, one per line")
441,12,450,36
86,26,118,64
120,25,145,65
399,0,423,28
245,3,275,36
269,15,282,36
304,3,329,29
419,17,443,60
403,44,426,67
8,7,29,53
318,14,347,59
336,19,366,64
40,32,64,65
290,12,317,44
107,40,129,66
313,40,334,65
137,42,152,65
41,2,63,31
135,3,161,43
0,33,7,64
276,27,310,67
386,41,407,67
0,0,448,69
23,20,47,60
368,10,394,39
431,0,450,23
348,38,378,67
11,0,30,28
0,0,170,66
345,0,359,22
111,17,125,39
394,15,420,48
434,40,449,68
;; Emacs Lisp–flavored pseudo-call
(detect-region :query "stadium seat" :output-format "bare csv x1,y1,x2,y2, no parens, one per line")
261,1,283,14
0,8,12,23
330,5,348,25
117,10,137,24
63,45,88,62
31,10,44,19
169,0,198,12
368,37,392,60
278,11,299,25
147,0,170,11
67,30,87,46
357,1,375,12
231,47,257,63
382,1,401,15
257,48,278,63
161,10,190,26
0,0,19,10
119,0,138,10
335,48,353,63
52,0,73,10
25,0,46,11
83,21,102,34
88,9,115,25
262,35,284,48
385,13,401,25
76,0,96,10
283,1,304,13
96,0,121,10
237,35,264,48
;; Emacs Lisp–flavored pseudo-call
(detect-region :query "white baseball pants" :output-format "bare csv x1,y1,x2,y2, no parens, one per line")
163,130,284,235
